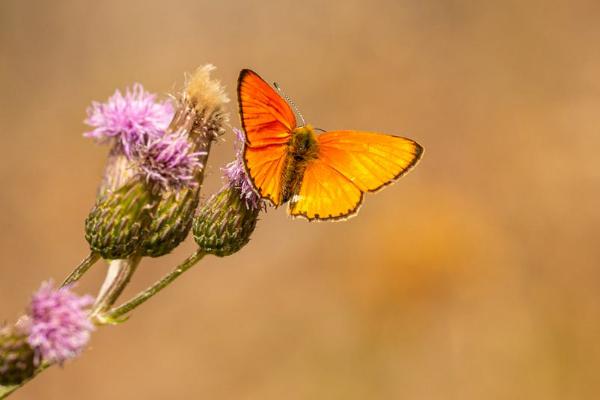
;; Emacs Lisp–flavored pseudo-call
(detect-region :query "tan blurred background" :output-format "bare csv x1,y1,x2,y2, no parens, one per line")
1,0,599,399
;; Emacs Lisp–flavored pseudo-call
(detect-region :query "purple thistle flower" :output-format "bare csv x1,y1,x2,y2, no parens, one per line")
222,128,263,210
25,281,94,365
84,83,174,156
132,130,205,190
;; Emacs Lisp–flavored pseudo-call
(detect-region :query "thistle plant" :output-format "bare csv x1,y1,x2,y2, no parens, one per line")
0,64,263,398
0,64,424,398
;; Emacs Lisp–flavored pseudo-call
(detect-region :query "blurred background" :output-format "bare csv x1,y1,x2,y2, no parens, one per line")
1,0,599,399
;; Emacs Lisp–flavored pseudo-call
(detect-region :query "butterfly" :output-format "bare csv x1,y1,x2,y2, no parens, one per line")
237,69,423,221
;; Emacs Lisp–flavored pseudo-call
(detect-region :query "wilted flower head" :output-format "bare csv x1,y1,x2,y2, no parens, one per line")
184,64,230,139
132,131,205,190
25,281,95,365
222,128,263,210
84,83,174,156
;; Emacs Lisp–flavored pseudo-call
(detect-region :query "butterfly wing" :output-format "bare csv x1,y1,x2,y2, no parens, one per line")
238,69,297,204
288,157,364,221
244,143,289,205
316,130,423,192
238,69,297,147
289,130,423,221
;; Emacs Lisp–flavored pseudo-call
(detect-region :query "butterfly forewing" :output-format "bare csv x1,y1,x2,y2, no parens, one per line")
238,69,296,147
238,69,297,205
316,131,423,192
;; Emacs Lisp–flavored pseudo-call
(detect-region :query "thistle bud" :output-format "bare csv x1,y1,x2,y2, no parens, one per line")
193,128,264,257
141,187,199,257
193,186,260,257
0,325,35,386
85,180,155,259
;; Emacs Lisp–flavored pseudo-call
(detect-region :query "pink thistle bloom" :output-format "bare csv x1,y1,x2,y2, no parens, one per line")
84,83,174,156
222,128,263,210
132,130,205,190
25,281,94,365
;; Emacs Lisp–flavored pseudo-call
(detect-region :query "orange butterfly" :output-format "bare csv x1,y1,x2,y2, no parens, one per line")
238,69,423,221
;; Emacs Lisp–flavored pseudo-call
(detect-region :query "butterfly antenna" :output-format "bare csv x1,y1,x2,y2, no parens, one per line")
274,81,306,126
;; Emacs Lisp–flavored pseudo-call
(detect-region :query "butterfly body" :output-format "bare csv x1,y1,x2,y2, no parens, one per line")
238,69,423,221
280,124,319,203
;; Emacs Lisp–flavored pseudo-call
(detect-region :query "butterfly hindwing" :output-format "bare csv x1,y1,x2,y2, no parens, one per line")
238,69,297,205
288,157,363,221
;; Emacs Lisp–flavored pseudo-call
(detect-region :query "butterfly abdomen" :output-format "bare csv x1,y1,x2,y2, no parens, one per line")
281,125,319,203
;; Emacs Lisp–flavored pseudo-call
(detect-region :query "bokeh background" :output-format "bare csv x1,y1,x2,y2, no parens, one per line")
1,0,599,399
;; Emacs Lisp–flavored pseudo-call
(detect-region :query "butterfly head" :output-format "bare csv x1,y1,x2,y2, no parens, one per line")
291,124,319,161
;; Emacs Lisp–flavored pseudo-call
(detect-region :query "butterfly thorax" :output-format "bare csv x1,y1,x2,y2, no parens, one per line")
281,125,319,203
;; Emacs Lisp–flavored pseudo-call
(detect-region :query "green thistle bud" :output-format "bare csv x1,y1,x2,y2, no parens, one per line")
0,325,35,386
193,187,260,257
85,180,155,259
141,187,199,257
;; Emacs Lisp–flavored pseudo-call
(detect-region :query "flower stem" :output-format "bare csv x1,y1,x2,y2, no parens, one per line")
62,252,100,287
0,383,18,399
91,256,141,322
107,249,205,320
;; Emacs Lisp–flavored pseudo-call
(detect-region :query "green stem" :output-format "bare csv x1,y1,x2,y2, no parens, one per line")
0,384,18,399
107,249,205,320
91,256,141,322
62,252,100,287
